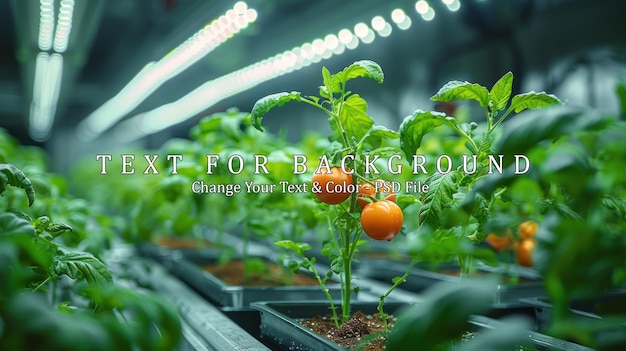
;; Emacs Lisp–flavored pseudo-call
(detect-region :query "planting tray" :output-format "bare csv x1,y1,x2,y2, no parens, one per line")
520,291,626,348
357,260,546,307
251,301,407,351
251,301,591,351
220,307,283,351
161,253,345,308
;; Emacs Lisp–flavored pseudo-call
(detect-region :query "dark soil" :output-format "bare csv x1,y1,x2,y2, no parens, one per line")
202,260,322,287
153,236,213,249
300,311,394,351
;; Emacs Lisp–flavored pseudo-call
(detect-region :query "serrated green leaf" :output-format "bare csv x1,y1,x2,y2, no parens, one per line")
361,125,399,149
330,257,343,274
431,80,490,110
419,172,460,228
329,60,384,93
399,109,458,162
0,163,35,206
250,91,302,131
47,222,73,236
33,215,51,233
322,66,332,93
53,250,113,285
336,94,374,141
509,91,561,113
489,71,513,113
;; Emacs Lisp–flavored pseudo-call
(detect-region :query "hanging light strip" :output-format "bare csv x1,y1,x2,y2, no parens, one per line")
114,0,463,142
38,0,55,51
30,0,75,141
29,53,64,141
53,0,75,53
76,2,257,141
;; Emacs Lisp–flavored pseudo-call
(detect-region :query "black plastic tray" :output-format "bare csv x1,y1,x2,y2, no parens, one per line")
358,260,546,307
251,301,593,351
161,253,346,308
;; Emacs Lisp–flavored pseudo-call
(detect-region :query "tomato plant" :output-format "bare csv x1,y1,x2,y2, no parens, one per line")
361,200,403,241
251,60,413,330
0,160,181,350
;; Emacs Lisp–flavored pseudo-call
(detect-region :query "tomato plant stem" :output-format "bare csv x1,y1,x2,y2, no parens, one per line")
378,259,417,332
32,275,52,292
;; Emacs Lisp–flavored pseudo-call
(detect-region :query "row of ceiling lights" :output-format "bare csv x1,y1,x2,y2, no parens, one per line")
30,0,74,141
110,0,464,142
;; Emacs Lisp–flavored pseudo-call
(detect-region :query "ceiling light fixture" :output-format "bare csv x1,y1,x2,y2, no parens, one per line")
114,1,465,142
30,0,75,141
76,2,257,141
29,53,64,141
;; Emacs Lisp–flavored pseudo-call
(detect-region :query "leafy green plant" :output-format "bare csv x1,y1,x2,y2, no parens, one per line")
251,60,413,329
1,151,181,350
399,71,562,272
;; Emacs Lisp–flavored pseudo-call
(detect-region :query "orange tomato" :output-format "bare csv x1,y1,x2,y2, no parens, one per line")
516,239,535,267
360,200,403,241
519,220,538,240
311,167,353,205
486,230,514,251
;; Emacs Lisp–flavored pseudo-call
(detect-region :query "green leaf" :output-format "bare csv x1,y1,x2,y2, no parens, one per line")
361,125,399,149
322,66,332,93
509,91,561,113
53,249,113,285
0,212,35,237
336,94,374,141
250,91,302,131
391,276,406,284
616,82,626,117
274,240,311,256
495,106,611,155
419,171,460,228
399,109,458,161
489,71,513,113
0,163,36,206
329,60,384,93
431,80,490,110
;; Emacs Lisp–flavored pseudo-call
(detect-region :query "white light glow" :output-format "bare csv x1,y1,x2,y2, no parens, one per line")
77,2,257,141
361,29,375,44
421,7,436,21
446,0,461,11
378,23,392,37
29,53,64,141
391,8,406,24
324,34,339,50
38,0,55,51
338,29,353,44
354,23,369,38
371,16,386,31
53,0,75,53
415,0,430,15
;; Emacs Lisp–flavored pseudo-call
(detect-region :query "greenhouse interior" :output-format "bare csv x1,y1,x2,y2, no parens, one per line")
1,0,625,350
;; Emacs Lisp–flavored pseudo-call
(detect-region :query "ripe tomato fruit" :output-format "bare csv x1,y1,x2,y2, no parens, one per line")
360,200,403,241
516,239,535,267
518,220,538,240
486,230,514,251
357,179,397,209
311,167,353,205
